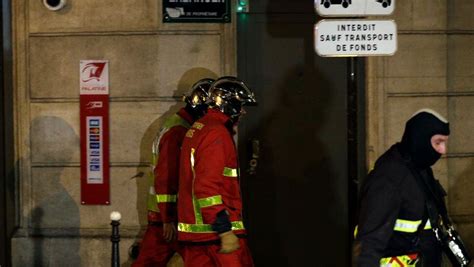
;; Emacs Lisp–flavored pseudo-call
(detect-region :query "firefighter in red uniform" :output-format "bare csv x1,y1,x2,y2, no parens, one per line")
132,78,213,267
177,76,256,267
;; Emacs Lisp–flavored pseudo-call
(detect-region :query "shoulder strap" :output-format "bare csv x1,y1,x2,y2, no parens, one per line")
416,207,429,233
404,163,449,233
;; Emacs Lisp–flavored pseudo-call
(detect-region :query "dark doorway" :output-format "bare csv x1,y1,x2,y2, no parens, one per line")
237,1,365,266
1,0,14,266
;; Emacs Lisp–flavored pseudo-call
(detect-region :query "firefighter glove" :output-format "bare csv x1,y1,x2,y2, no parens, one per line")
218,230,240,254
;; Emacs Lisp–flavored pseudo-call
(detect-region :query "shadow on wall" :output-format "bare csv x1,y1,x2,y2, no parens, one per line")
27,116,80,266
125,68,217,266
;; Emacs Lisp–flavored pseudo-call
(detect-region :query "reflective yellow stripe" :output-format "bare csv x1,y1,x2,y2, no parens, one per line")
393,219,421,233
424,220,432,230
178,223,213,233
193,122,205,130
223,167,238,177
357,219,430,239
178,221,245,233
149,186,156,195
152,114,191,168
190,148,204,224
149,114,191,212
198,195,223,208
156,194,177,203
147,183,159,212
230,220,245,231
380,254,419,267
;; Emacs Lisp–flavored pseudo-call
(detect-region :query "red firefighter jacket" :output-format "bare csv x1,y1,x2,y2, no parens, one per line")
177,109,246,242
149,108,193,223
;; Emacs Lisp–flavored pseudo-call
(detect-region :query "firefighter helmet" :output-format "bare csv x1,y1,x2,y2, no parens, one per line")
208,76,257,119
182,78,214,120
184,78,214,107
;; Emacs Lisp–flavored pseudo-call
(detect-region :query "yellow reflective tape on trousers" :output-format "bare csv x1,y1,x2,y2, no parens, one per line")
380,254,419,267
156,194,177,203
223,167,238,177
178,221,245,233
198,195,223,208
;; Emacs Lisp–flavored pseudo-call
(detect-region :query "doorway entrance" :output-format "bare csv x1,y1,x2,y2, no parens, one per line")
237,0,365,266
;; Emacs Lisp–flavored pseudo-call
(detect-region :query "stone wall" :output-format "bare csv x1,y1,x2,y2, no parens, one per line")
11,0,236,265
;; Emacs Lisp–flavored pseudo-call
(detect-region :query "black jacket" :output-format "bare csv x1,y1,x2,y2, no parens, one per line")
355,143,442,267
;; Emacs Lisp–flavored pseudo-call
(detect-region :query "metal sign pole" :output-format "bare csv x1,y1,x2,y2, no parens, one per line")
347,56,358,263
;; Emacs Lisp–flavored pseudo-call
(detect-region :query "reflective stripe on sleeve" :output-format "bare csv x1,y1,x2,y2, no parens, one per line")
156,194,177,203
356,218,428,237
178,221,245,233
393,219,422,233
223,167,238,177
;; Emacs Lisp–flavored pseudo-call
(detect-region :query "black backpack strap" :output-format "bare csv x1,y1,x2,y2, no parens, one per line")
404,165,442,234
416,206,429,234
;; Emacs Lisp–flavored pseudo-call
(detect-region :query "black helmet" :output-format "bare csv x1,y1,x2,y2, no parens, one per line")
184,78,214,107
208,76,257,119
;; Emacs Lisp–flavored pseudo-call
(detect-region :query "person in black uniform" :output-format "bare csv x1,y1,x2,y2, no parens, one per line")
353,109,450,267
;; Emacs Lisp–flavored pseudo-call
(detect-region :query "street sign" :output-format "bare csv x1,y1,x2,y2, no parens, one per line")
315,0,395,16
314,20,397,57
163,0,231,23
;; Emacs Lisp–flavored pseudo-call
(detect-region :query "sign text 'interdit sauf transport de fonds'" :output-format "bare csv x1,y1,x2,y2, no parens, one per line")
314,20,397,57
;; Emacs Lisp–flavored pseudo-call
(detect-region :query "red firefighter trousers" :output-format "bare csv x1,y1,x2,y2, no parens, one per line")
132,224,180,267
181,238,254,267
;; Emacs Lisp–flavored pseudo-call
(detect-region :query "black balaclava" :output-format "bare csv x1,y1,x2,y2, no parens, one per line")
399,109,450,168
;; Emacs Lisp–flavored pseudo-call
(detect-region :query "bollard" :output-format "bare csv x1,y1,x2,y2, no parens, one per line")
110,211,121,267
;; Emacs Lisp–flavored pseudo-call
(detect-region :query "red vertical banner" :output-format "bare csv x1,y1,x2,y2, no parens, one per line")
80,60,110,205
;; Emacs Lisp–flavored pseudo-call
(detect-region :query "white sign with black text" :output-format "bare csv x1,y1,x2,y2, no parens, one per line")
315,0,395,16
314,20,397,57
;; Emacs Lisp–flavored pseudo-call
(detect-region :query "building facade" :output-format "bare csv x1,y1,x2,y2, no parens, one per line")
1,0,473,266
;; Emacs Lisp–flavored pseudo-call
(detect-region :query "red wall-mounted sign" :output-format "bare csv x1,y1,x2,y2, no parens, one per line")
80,60,110,205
